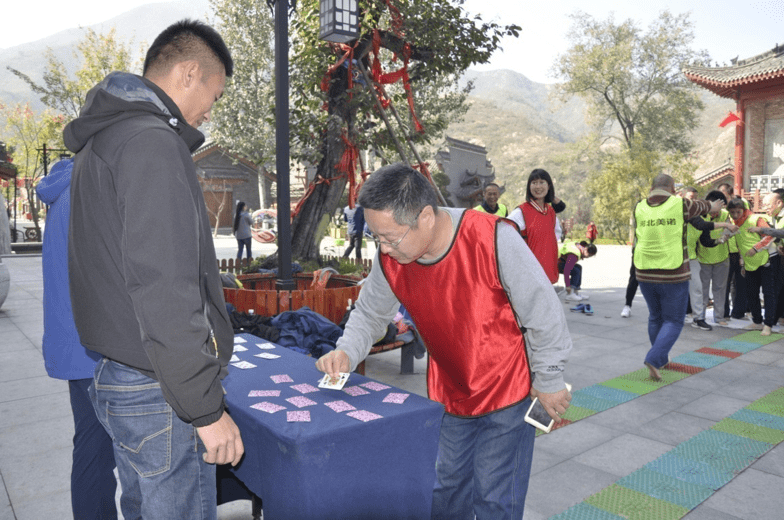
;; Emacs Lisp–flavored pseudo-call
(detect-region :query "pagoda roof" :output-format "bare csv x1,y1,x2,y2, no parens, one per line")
683,44,784,98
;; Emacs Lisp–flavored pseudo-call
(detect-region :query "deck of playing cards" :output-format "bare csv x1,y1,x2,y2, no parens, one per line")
318,372,350,390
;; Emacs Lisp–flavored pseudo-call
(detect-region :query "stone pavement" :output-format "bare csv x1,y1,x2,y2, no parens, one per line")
1,244,783,520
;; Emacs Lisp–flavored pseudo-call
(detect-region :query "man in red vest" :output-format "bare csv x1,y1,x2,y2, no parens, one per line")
317,163,573,519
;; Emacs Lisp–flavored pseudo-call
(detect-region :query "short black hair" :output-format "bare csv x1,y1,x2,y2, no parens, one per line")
144,19,233,78
526,169,554,204
705,190,727,204
484,182,500,191
727,198,745,211
358,163,438,226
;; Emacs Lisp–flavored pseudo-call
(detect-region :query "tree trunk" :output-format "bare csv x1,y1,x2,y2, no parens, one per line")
258,167,273,209
290,66,352,261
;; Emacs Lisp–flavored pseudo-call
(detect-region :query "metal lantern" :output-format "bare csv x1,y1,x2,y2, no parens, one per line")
319,0,359,43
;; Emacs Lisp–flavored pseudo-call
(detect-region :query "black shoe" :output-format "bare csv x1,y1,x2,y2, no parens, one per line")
691,319,713,331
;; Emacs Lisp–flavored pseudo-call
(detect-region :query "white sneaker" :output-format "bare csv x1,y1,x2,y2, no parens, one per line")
621,305,631,318
565,293,583,302
684,314,693,324
576,292,589,300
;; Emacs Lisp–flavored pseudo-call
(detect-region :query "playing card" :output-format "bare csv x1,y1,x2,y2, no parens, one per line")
287,411,311,422
346,410,383,422
324,400,356,413
231,360,257,369
270,374,293,384
318,372,350,390
286,396,317,408
233,344,248,352
249,390,281,397
360,381,390,391
383,392,410,404
291,383,319,394
342,385,370,397
254,352,281,359
234,337,247,344
251,401,285,413
256,342,276,349
230,354,240,362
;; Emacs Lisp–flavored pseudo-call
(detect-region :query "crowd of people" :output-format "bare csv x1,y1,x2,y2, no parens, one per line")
35,15,779,520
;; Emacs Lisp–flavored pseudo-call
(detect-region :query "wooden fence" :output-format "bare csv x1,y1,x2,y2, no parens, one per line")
217,256,372,275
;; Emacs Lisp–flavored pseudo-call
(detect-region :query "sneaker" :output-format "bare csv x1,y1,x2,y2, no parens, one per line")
761,325,772,336
565,293,583,302
570,303,587,313
621,305,631,318
576,292,589,300
691,319,713,331
583,304,594,315
684,314,693,324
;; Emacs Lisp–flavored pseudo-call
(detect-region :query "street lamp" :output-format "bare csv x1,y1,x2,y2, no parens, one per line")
319,0,359,43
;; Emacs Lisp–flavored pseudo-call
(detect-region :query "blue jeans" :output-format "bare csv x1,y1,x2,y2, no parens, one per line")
558,260,582,289
90,359,217,520
70,378,117,519
432,399,535,520
236,237,252,260
639,281,689,369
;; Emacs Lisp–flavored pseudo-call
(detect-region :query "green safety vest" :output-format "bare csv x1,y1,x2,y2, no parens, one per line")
686,222,700,260
634,196,684,270
559,240,580,258
696,209,730,265
473,203,508,217
735,215,770,272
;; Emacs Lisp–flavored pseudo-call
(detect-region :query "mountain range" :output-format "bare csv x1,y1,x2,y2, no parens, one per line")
1,0,735,206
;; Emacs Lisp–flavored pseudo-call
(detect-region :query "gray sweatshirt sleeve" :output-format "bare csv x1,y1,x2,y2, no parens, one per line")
334,250,401,371
496,220,572,393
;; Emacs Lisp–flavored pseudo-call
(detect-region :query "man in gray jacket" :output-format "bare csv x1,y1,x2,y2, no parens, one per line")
64,19,242,519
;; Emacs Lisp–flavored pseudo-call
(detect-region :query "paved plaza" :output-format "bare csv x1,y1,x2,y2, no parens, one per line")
1,242,783,519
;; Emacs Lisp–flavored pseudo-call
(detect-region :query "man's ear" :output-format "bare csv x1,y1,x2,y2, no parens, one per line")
178,60,201,90
418,205,436,230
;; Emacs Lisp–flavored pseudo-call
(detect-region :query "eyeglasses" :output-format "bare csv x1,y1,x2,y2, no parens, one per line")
373,213,419,249
375,225,412,249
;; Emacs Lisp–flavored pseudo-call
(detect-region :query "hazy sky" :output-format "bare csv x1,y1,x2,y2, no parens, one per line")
4,0,783,83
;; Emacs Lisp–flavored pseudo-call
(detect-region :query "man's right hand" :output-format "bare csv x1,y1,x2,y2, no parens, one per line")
196,412,244,466
316,349,351,379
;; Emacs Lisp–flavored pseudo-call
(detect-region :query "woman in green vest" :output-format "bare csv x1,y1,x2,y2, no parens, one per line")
558,240,597,302
695,191,733,327
727,199,777,335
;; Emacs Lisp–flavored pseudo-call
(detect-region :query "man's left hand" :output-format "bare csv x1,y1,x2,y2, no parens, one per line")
531,386,571,423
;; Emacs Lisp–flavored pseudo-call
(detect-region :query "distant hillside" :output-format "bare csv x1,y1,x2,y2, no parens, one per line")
0,0,211,109
447,69,736,206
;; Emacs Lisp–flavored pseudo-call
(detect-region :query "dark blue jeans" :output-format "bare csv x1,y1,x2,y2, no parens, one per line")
90,359,217,520
639,281,689,369
558,260,582,289
70,378,117,519
236,237,252,260
431,399,535,519
342,233,363,260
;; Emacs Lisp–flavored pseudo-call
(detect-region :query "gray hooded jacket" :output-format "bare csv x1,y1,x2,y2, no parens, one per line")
64,72,233,427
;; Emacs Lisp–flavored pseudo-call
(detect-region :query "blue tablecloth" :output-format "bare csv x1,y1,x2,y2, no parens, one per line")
224,333,444,520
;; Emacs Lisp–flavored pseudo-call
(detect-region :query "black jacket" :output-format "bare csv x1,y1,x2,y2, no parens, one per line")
64,72,233,427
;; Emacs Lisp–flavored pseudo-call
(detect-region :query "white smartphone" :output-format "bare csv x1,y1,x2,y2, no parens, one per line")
524,383,572,433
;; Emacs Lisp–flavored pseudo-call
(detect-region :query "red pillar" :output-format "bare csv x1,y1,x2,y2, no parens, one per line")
734,98,745,194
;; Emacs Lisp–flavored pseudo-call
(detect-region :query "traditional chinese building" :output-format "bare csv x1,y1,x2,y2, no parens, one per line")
434,135,503,208
684,44,784,201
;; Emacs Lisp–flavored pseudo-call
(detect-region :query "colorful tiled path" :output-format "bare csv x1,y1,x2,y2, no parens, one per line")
549,386,784,519
543,330,783,435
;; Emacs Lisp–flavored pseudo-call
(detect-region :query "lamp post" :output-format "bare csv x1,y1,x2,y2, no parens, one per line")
273,0,295,291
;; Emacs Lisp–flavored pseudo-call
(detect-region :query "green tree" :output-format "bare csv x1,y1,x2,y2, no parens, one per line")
553,10,709,155
8,28,138,122
282,0,519,260
0,103,65,237
209,0,277,208
586,140,696,244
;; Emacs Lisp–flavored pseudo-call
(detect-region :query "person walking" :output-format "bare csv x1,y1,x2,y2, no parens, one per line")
342,204,365,261
634,174,720,380
233,201,253,261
